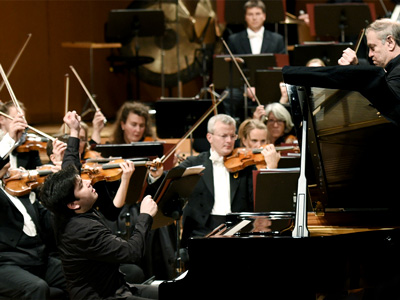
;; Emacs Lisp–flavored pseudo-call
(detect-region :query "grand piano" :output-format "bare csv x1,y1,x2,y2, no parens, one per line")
159,85,400,299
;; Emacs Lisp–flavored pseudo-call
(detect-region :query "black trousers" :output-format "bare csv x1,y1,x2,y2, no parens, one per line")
0,256,66,300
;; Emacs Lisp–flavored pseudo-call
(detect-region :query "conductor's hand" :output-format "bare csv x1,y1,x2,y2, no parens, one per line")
338,48,359,65
140,195,158,217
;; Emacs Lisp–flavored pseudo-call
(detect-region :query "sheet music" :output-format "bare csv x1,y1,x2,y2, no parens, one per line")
182,165,205,177
223,220,252,236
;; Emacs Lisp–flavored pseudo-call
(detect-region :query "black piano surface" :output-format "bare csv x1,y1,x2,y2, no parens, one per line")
159,87,400,299
160,227,400,299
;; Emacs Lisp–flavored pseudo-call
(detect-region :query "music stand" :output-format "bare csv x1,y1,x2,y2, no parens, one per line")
312,4,372,42
214,54,276,120
254,69,283,105
152,166,203,275
253,169,300,214
155,98,217,139
94,142,164,159
292,42,352,66
213,54,277,89
105,9,165,100
126,162,149,205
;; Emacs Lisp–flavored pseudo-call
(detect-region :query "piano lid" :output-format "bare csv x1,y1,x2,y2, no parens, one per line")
287,85,400,212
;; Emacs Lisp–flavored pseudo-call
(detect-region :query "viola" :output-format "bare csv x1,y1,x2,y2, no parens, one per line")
224,144,299,173
81,158,147,185
3,165,54,196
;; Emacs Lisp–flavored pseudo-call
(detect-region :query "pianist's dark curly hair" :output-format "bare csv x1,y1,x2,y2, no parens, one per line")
39,165,79,242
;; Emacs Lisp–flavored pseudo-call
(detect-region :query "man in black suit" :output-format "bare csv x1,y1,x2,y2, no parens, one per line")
227,0,286,55
178,114,255,247
0,113,67,299
223,0,286,123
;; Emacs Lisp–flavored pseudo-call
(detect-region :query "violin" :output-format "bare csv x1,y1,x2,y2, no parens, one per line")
81,158,147,185
82,149,103,161
2,165,54,196
224,144,299,173
16,133,49,153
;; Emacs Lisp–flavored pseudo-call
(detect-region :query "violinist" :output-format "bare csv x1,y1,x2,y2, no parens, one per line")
175,114,255,249
0,100,42,169
110,101,155,144
253,102,297,145
237,118,280,169
0,121,67,299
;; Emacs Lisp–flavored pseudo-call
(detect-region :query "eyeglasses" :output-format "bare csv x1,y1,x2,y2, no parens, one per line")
266,119,285,125
211,133,238,140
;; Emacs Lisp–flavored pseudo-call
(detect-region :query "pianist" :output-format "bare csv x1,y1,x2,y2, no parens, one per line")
282,18,400,126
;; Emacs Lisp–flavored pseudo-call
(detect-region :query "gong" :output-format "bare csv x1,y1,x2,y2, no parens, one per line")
131,0,218,87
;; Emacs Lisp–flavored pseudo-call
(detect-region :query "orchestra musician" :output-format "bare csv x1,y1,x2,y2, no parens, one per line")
224,0,286,123
237,118,280,169
175,114,255,251
253,102,297,145
0,100,42,169
40,111,158,300
282,18,400,126
109,101,155,144
0,111,67,300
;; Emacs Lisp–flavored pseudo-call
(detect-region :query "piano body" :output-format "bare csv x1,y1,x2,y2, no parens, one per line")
159,86,400,299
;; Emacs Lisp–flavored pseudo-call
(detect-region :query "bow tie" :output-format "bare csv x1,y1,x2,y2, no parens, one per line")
248,30,263,39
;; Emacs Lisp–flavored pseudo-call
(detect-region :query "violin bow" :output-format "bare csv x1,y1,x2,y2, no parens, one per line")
62,73,70,134
0,33,32,93
0,111,55,142
220,38,261,106
208,83,218,116
69,65,107,124
0,64,25,117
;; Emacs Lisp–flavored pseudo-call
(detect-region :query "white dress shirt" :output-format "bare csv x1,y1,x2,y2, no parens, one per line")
0,186,37,237
209,149,231,215
247,27,264,55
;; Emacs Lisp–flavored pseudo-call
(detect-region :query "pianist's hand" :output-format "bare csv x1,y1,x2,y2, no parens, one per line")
140,195,158,217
